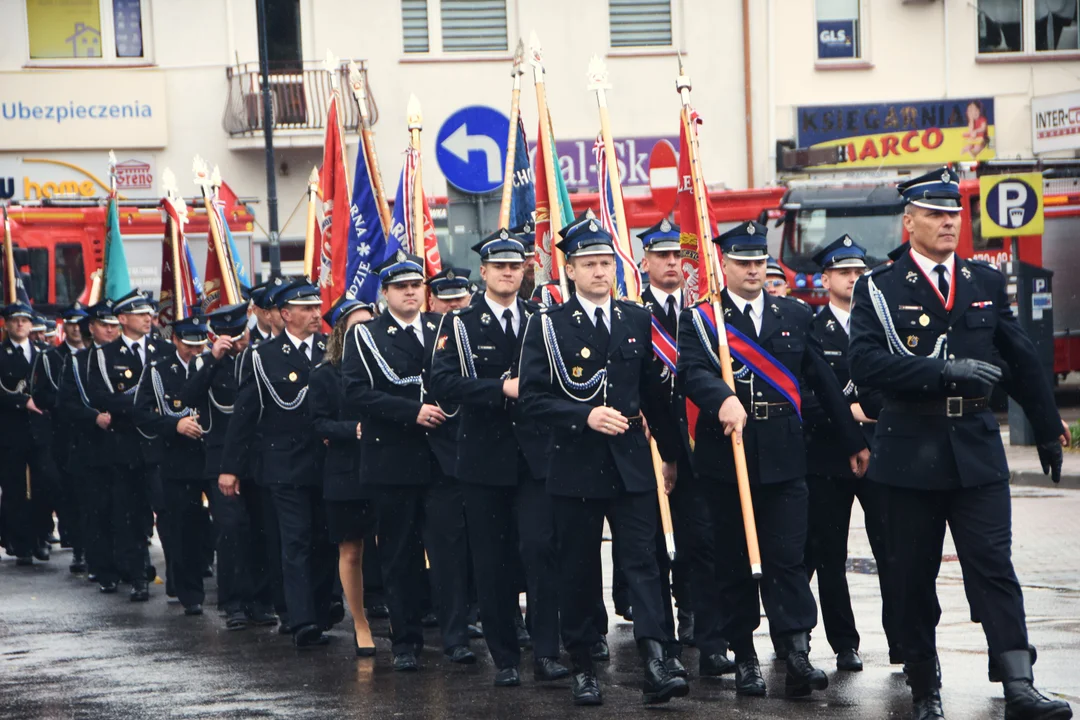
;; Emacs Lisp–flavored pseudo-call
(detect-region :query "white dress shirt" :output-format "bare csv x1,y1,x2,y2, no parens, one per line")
575,294,612,332
12,339,31,363
484,293,520,336
388,311,425,340
726,291,766,335
121,333,146,360
284,329,313,359
829,303,852,335
909,247,955,298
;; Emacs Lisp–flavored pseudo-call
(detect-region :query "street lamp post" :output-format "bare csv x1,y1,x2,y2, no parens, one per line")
255,0,281,278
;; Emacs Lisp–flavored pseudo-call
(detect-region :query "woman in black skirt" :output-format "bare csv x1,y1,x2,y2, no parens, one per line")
310,297,377,656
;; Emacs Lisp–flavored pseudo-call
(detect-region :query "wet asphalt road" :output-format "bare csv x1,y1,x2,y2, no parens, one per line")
2,485,1079,719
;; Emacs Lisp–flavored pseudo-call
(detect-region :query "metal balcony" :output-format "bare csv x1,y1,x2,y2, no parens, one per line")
223,59,378,146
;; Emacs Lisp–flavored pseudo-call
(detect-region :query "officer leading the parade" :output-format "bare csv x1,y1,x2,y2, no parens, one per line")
849,167,1072,720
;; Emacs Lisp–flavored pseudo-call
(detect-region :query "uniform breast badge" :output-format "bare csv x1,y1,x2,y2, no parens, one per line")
906,271,918,284
907,335,919,348
572,367,583,378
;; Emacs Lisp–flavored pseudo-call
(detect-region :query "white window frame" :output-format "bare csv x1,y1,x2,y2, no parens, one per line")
399,0,515,62
975,0,1080,58
813,0,871,69
605,0,677,54
22,0,155,68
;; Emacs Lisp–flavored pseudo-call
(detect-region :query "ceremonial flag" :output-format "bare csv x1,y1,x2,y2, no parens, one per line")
508,118,535,230
593,134,641,299
104,195,133,300
317,93,351,317
159,201,200,322
677,111,717,307
202,201,231,313
344,124,391,304
214,181,250,288
533,116,573,287
387,147,441,280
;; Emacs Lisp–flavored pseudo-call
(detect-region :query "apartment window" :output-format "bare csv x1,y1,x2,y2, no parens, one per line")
816,0,861,59
978,0,1079,54
442,0,507,52
402,0,507,54
609,0,672,48
25,0,150,62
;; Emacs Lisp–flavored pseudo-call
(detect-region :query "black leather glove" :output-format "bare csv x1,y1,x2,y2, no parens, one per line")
1037,440,1063,484
941,358,1003,385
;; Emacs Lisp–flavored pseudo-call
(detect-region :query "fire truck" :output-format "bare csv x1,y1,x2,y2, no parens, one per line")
1,199,256,312
768,160,1080,378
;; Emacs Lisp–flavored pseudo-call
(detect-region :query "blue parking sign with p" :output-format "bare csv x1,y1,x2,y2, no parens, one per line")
436,106,510,195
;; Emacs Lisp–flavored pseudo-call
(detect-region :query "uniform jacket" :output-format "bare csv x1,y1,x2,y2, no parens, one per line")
220,331,325,487
182,351,237,478
58,346,115,469
309,360,366,501
677,290,864,485
429,293,542,484
640,286,690,464
0,337,50,448
341,311,454,486
85,335,167,466
133,350,206,481
519,295,667,498
849,249,1059,489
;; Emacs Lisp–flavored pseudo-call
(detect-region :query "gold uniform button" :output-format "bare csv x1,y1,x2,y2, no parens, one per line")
288,371,298,382
581,347,591,359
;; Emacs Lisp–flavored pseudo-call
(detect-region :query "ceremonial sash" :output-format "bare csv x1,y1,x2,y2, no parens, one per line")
650,316,678,374
694,303,802,419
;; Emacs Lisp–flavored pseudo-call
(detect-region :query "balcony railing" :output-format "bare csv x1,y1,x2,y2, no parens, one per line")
223,60,379,137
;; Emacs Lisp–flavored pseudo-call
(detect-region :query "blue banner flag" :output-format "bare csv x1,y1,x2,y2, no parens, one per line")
508,118,535,229
346,138,395,303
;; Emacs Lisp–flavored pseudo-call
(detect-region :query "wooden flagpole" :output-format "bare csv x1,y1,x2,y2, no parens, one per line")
161,168,187,322
677,58,761,578
498,39,525,228
2,205,16,305
212,165,245,295
407,93,428,312
588,55,674,554
348,60,392,234
528,31,569,299
303,166,319,280
194,156,239,306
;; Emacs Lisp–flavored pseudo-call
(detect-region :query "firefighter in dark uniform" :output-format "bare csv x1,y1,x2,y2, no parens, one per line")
848,167,1071,720
85,289,163,600
341,251,475,672
638,219,734,675
430,229,570,687
133,314,209,615
220,279,335,648
677,221,869,698
519,215,689,707
0,302,54,565
801,235,898,671
249,278,284,344
45,303,89,572
60,300,120,584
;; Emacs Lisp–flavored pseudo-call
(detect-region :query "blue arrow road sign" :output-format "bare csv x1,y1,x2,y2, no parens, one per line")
436,106,510,194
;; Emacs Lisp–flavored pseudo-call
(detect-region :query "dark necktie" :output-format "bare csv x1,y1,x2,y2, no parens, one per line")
406,325,423,349
665,295,678,329
934,264,950,300
300,340,310,362
133,342,143,365
594,307,609,350
502,309,515,341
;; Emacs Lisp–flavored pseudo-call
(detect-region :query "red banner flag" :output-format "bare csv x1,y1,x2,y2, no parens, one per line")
201,209,228,314
677,114,718,308
159,202,199,323
532,121,556,286
318,94,350,318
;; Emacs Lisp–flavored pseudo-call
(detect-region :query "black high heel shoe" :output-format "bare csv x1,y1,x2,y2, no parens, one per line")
354,633,376,658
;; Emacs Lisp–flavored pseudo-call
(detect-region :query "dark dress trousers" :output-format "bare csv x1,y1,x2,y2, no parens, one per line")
677,290,864,657
849,249,1060,665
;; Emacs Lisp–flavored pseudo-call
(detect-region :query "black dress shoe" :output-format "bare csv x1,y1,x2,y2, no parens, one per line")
494,667,521,687
225,609,250,630
618,606,634,622
45,533,60,545
446,645,477,665
393,652,419,671
421,611,439,628
571,672,603,706
677,608,695,647
202,565,214,578
640,639,689,704
837,649,864,672
735,656,767,696
534,657,570,681
784,633,828,697
99,581,118,594
467,623,484,639
130,584,150,602
69,555,87,574
184,604,204,616
664,656,688,679
247,605,279,626
15,556,33,567
328,601,346,627
890,649,905,665
278,614,292,635
366,603,390,619
700,651,737,676
999,649,1072,720
293,624,330,648
591,636,610,661
33,545,50,562
88,573,98,582
515,614,532,649
912,691,946,720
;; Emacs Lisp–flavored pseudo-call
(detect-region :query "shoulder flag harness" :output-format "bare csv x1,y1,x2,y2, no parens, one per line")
692,303,802,419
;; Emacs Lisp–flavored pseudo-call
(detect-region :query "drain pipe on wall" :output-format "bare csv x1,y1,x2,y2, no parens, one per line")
742,0,755,188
